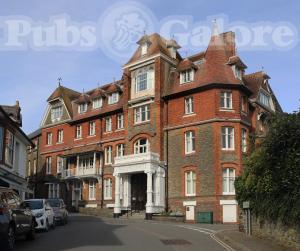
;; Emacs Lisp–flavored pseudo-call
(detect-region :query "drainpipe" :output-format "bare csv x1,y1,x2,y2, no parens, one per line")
165,100,169,212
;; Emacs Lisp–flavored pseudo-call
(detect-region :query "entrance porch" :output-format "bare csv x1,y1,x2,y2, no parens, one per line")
113,152,166,219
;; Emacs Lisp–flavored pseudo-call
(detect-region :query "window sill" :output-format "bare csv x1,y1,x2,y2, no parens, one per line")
87,135,96,138
104,198,112,201
56,142,64,145
74,138,83,141
134,121,150,126
183,113,196,118
219,108,235,112
103,131,112,135
89,198,96,201
221,148,235,152
185,151,196,156
116,128,125,132
45,144,52,147
180,80,194,85
222,193,236,196
185,194,196,197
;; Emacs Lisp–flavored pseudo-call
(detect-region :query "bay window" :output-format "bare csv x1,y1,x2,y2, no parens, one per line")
220,91,232,109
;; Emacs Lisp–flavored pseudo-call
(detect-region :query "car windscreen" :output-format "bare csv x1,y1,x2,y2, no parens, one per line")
48,199,60,207
25,200,43,210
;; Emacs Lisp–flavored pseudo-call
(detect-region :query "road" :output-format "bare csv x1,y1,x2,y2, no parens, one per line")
15,214,235,251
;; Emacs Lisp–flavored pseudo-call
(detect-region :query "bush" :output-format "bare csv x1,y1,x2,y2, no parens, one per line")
235,109,300,226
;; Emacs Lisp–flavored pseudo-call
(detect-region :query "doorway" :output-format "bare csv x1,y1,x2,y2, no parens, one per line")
131,173,147,212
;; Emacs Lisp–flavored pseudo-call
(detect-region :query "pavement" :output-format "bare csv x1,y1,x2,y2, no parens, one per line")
14,213,293,251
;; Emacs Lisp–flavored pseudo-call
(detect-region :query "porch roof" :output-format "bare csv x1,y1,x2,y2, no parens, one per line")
59,144,102,157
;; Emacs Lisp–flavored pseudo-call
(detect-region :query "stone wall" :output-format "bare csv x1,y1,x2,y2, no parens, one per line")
240,211,300,250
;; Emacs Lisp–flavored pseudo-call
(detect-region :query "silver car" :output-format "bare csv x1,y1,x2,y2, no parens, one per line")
47,199,68,225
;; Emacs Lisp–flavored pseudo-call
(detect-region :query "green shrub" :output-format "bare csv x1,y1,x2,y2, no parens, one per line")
235,109,300,226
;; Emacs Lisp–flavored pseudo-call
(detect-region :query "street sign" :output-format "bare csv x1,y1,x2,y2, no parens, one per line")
243,201,250,209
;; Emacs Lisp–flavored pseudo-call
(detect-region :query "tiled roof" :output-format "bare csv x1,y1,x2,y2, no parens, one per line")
28,128,41,139
126,33,182,65
0,102,22,126
59,144,102,157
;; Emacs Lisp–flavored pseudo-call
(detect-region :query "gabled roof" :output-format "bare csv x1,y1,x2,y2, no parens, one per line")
243,71,282,112
28,128,41,139
125,33,182,65
0,101,22,126
47,85,80,116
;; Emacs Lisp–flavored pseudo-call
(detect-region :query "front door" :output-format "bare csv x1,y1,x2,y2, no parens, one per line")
186,206,195,221
131,173,147,212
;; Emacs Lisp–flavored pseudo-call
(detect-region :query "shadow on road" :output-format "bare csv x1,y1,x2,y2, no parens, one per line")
15,215,126,251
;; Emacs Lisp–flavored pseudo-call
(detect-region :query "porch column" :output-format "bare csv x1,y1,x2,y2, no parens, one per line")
114,173,121,217
145,170,154,219
123,175,131,208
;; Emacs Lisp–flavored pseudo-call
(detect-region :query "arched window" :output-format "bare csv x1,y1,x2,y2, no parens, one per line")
134,138,149,154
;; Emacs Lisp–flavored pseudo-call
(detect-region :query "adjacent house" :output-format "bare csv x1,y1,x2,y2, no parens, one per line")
32,26,281,223
0,102,33,199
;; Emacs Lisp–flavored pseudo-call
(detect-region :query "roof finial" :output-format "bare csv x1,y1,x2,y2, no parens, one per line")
212,19,219,36
57,77,62,86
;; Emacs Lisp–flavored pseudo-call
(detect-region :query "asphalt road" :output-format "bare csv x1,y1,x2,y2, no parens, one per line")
15,214,234,251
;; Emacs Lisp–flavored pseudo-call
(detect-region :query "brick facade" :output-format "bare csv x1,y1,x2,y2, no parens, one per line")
28,30,282,222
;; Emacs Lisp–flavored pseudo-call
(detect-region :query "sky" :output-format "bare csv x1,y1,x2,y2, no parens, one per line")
0,0,299,134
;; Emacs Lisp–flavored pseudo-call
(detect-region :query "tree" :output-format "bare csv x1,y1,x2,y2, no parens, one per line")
235,109,300,225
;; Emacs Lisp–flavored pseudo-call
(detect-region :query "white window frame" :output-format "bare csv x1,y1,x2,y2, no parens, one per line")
105,117,112,132
89,121,96,136
117,114,124,129
92,98,102,109
185,171,196,196
33,159,37,174
185,97,194,115
5,130,14,166
104,146,112,164
104,178,112,200
89,181,96,200
48,183,59,199
46,132,52,145
241,128,247,153
57,129,63,143
78,155,94,169
185,131,195,154
259,91,270,108
56,157,63,174
78,103,88,114
116,144,125,157
180,69,194,84
220,91,233,109
108,93,119,105
221,127,235,150
46,156,52,174
141,43,148,56
51,106,62,122
75,125,82,139
222,168,236,195
134,105,150,124
134,138,149,154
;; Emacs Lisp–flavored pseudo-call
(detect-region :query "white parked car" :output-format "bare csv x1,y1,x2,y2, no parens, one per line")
24,199,55,231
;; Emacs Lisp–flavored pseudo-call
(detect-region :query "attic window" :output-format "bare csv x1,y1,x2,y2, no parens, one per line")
108,92,119,105
180,69,194,84
78,103,87,114
233,66,242,80
141,43,148,56
92,98,102,109
259,91,270,108
51,106,62,122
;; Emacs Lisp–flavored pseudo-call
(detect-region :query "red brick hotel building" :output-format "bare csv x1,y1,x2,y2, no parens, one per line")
36,26,281,223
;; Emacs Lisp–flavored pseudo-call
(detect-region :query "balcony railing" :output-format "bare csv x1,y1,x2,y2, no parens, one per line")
62,167,100,179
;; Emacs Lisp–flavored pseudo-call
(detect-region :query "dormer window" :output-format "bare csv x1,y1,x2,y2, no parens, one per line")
259,91,270,107
51,106,62,122
78,103,87,114
233,66,242,80
141,43,148,56
180,69,194,84
108,93,119,105
92,98,102,109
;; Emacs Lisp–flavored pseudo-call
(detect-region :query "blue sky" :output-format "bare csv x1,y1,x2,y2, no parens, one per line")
0,0,299,133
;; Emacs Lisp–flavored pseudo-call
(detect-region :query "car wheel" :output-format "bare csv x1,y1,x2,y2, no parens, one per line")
3,224,15,251
26,220,36,241
45,219,49,232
